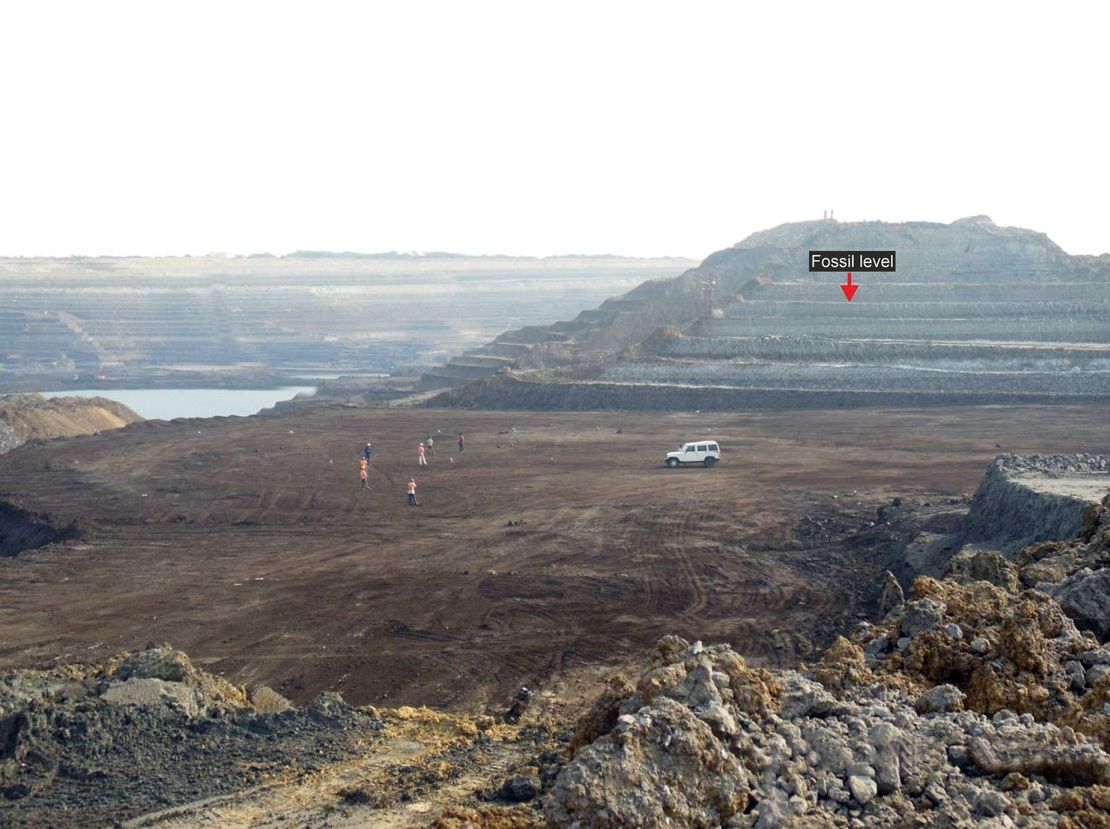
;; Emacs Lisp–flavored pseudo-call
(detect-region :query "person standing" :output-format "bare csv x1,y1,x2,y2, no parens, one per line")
359,458,369,490
426,436,435,455
417,442,428,466
458,433,465,452
364,442,373,463
407,477,418,506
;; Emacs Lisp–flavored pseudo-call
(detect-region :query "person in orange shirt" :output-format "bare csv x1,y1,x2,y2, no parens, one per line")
359,465,369,490
407,478,418,506
417,442,428,466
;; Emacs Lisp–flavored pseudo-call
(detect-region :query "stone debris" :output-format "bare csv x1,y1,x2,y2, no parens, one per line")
545,488,1110,827
548,628,1110,828
944,548,1020,593
877,570,904,615
0,645,380,824
546,697,749,828
249,684,294,714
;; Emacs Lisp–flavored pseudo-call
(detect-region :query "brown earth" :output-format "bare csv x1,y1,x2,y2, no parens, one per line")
1,404,1108,716
0,394,140,445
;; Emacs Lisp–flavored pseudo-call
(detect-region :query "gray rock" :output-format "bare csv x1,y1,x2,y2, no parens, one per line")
878,571,904,615
1050,570,1110,641
971,637,991,655
943,623,963,639
943,549,1020,593
1078,647,1110,668
1087,664,1110,685
501,774,541,802
101,678,199,717
848,774,877,805
915,684,965,714
545,697,750,828
968,732,1110,785
975,789,1010,817
901,598,946,637
867,722,899,749
752,788,790,829
1064,660,1086,692
874,750,900,795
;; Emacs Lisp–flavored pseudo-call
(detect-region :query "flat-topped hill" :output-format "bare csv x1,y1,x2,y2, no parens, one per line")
427,216,1110,409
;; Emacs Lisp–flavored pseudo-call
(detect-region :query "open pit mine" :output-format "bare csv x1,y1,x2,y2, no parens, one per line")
2,215,1110,827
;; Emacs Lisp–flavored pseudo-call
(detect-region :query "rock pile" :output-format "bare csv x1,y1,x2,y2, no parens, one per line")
1,645,378,826
547,489,1110,828
547,633,1110,828
937,489,1110,641
1018,493,1110,641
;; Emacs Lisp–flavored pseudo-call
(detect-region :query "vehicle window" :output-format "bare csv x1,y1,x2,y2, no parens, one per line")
697,444,708,452
708,443,719,451
685,446,696,453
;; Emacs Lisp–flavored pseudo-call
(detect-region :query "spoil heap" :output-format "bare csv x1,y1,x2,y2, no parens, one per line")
0,646,379,827
546,624,1110,827
542,498,1110,827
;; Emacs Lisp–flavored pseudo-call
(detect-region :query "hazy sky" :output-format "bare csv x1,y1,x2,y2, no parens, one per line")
3,2,1108,259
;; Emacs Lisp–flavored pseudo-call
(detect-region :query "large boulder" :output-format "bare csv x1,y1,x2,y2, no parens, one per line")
878,571,904,615
545,697,749,828
944,549,1020,593
1050,570,1110,642
101,677,200,717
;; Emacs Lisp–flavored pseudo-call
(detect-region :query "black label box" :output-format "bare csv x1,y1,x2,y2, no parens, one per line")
808,251,897,272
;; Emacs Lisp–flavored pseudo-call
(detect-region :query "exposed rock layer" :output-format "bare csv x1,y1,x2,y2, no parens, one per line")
0,394,141,454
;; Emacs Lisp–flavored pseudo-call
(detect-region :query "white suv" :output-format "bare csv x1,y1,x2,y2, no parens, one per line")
665,440,721,468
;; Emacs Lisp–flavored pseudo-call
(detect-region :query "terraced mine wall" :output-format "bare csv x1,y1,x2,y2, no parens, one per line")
0,254,692,385
429,375,1110,411
955,454,1110,555
656,336,1110,367
429,216,1110,408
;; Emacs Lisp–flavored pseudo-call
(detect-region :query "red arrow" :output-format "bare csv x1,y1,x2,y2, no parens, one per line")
840,272,858,302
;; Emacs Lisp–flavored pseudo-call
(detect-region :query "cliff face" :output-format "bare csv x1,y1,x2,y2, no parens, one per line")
428,216,1110,409
0,394,141,454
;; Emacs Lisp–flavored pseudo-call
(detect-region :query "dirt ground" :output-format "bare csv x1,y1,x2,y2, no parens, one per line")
2,404,1109,716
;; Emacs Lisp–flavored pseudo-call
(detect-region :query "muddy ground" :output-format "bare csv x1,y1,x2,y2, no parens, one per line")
2,405,1109,717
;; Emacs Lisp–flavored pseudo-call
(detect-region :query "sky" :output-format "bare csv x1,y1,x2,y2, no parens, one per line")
2,1,1109,260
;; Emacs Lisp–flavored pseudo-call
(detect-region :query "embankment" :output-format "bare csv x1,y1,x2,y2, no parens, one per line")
956,454,1110,555
0,394,141,455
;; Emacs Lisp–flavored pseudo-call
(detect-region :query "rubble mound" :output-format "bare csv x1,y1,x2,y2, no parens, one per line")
1018,493,1110,641
853,577,1110,745
0,645,379,827
548,634,1110,828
